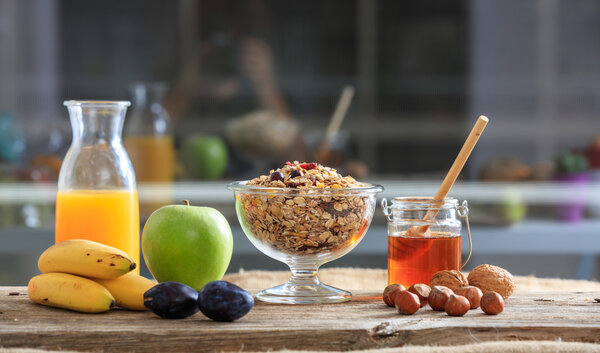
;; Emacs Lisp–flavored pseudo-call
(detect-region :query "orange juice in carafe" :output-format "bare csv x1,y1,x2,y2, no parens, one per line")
124,135,175,182
58,101,140,271
55,190,140,270
124,135,175,217
124,83,175,217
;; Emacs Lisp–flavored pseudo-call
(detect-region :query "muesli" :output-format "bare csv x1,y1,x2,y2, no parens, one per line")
239,162,370,255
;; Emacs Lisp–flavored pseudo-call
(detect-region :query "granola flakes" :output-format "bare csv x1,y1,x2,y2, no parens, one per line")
239,162,372,255
246,161,366,189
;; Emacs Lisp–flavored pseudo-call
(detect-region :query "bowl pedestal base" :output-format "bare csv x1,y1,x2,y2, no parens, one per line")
256,268,352,304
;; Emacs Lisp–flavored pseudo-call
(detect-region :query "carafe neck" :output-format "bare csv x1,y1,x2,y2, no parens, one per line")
132,82,167,108
65,101,130,146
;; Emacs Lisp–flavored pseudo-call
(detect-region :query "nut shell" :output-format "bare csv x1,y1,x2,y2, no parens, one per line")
480,291,504,315
395,290,420,315
408,283,431,308
428,285,453,311
383,284,405,307
467,264,515,299
430,270,468,292
455,286,483,309
445,294,470,316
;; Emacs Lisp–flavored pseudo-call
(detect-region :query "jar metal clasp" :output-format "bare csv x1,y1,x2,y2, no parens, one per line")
381,198,393,222
456,200,472,269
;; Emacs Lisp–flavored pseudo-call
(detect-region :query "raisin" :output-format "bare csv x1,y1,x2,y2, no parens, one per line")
270,171,284,181
289,169,302,178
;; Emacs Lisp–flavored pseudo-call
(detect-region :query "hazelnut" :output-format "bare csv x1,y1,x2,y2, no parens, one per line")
394,290,420,315
445,294,470,316
455,286,483,309
480,291,504,315
428,285,453,311
467,264,515,299
430,270,469,292
383,284,405,307
408,283,431,307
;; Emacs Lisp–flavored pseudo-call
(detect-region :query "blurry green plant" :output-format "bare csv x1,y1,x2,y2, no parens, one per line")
555,152,588,173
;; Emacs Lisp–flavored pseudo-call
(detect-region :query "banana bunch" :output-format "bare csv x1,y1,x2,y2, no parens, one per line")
29,239,155,313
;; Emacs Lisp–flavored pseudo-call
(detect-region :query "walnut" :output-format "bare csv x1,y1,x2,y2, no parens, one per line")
429,270,468,292
467,264,515,299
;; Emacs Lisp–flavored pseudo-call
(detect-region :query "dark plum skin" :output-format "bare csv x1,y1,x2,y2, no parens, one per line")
144,282,199,319
198,281,254,322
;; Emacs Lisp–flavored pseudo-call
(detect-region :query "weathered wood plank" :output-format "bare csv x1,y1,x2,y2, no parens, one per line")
0,287,598,352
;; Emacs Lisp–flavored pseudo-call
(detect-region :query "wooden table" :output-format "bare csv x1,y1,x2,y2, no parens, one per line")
1,287,599,352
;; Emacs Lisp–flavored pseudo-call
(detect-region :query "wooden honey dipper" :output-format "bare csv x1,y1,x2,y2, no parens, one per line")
406,115,489,237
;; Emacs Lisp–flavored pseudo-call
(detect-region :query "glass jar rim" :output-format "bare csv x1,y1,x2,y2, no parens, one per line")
390,196,459,209
64,100,131,108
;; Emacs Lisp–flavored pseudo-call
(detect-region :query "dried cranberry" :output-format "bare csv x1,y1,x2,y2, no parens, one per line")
270,171,284,182
299,162,317,170
289,169,302,178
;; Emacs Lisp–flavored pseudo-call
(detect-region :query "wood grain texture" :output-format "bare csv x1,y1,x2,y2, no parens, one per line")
0,287,599,352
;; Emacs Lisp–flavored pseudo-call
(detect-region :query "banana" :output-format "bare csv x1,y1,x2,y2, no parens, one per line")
28,273,115,313
38,239,136,279
92,272,156,311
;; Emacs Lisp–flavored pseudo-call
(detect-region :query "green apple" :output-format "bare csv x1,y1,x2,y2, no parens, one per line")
142,201,233,290
181,135,228,180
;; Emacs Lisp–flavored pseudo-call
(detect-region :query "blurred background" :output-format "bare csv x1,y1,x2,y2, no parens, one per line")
1,0,599,284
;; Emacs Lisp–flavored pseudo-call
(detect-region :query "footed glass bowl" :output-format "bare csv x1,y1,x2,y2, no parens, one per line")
228,181,383,304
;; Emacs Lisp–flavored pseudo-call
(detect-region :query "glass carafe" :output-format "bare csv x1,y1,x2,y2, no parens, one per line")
124,82,175,183
56,101,140,271
124,83,175,217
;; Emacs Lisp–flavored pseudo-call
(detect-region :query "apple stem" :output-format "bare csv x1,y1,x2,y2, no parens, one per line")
182,200,190,206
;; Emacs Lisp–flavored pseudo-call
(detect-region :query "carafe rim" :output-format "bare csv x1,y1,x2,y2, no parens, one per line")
64,100,131,107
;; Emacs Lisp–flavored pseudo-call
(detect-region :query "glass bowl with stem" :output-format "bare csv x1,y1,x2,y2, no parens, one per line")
228,181,383,304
